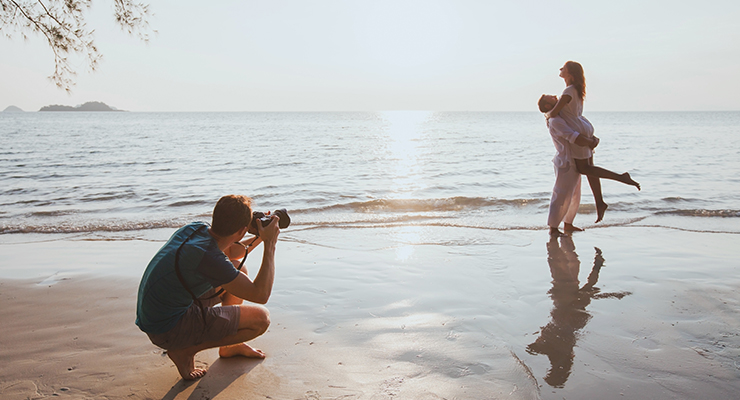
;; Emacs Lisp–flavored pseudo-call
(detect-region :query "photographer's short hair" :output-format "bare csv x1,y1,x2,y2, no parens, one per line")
538,95,550,113
211,195,252,236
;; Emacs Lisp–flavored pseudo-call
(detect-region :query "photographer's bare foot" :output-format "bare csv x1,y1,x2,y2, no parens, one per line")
219,343,266,359
622,172,640,191
166,349,206,380
596,202,608,223
564,223,583,232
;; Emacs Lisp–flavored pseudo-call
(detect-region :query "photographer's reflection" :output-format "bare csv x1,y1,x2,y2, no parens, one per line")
527,234,623,388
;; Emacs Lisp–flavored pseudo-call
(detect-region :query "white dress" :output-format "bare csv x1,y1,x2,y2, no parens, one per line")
559,85,594,160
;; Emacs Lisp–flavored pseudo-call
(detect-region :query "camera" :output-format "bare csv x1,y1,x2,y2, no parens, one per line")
248,208,291,236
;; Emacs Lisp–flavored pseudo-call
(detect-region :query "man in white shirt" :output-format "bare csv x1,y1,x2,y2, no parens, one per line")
538,94,599,236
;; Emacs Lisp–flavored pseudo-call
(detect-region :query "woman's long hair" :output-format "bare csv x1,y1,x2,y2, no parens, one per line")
565,61,586,101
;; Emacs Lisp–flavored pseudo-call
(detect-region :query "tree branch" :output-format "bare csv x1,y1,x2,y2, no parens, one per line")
1,0,150,90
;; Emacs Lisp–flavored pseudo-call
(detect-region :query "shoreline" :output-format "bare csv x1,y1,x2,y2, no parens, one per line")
1,226,739,399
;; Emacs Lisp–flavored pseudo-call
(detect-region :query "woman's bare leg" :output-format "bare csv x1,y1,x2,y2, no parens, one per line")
575,158,609,223
587,175,608,223
575,158,640,190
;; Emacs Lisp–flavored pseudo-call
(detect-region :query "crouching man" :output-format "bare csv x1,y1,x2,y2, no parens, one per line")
135,194,280,380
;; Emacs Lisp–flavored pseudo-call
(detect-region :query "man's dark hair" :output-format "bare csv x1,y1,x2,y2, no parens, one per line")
211,195,252,236
538,95,551,113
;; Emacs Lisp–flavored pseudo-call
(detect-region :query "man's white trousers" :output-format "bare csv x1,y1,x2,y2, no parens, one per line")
548,161,581,228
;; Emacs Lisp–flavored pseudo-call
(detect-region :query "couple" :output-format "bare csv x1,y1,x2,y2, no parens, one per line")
542,61,640,236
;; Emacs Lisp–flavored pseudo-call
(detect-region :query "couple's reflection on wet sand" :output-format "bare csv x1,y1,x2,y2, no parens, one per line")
527,235,631,388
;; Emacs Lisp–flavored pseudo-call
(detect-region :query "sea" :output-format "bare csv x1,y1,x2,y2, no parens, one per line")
2,111,740,399
1,111,739,243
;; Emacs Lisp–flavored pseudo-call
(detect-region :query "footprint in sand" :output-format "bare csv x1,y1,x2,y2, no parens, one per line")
1,380,42,400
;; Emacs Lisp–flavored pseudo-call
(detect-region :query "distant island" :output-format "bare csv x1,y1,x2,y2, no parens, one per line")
39,101,124,112
3,105,24,112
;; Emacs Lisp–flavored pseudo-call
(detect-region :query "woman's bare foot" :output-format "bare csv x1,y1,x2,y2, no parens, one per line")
166,349,207,380
595,202,608,223
622,172,640,191
549,227,563,237
564,223,583,232
219,343,266,359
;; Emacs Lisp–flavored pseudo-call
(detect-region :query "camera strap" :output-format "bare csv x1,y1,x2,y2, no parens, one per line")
173,224,249,330
234,241,249,272
173,225,213,330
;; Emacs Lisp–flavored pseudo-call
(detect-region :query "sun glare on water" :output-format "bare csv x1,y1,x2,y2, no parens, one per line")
379,110,433,198
378,110,434,262
392,225,423,262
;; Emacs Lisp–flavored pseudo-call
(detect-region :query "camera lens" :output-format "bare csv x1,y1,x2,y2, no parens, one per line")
248,209,290,235
272,208,291,229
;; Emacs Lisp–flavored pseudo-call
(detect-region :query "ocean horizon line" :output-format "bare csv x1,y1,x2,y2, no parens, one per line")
4,109,740,114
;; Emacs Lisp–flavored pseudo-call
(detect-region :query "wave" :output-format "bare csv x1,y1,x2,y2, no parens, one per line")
26,210,81,217
1,195,738,235
79,192,138,202
292,197,547,214
655,209,740,218
168,200,211,208
0,219,186,234
4,219,738,236
661,196,701,203
294,199,740,219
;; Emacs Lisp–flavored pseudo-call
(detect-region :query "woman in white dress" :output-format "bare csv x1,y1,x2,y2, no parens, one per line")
548,61,640,223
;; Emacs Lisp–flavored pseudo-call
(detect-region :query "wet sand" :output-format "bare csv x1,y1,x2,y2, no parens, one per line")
1,226,739,399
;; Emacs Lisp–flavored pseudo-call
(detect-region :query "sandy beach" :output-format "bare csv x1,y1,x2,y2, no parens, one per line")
1,225,739,400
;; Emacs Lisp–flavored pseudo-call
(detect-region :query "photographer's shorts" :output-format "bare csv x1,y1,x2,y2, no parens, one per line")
146,289,240,351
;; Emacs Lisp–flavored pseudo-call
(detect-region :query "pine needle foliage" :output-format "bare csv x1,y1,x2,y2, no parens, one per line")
1,0,152,91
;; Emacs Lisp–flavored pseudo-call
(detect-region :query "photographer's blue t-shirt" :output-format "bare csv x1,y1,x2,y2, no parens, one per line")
135,222,239,334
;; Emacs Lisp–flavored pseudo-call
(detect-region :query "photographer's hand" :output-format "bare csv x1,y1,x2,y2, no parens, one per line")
222,215,280,304
257,215,280,249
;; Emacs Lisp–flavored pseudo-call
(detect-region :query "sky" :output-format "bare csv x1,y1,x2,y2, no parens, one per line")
1,0,739,112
